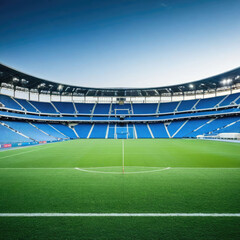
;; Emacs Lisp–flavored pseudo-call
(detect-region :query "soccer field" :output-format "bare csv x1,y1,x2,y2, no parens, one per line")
0,139,239,240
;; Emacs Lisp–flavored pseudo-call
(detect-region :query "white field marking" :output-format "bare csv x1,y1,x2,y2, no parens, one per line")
0,167,240,170
0,145,53,160
0,213,239,217
122,139,124,174
75,167,171,174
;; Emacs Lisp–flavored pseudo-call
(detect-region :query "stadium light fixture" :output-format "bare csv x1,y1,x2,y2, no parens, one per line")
221,79,232,85
58,84,63,91
235,75,240,79
189,84,194,89
12,77,19,83
21,79,28,85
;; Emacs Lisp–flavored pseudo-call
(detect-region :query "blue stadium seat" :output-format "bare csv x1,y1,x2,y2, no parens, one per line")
53,102,75,114
33,123,68,139
195,96,224,110
94,104,110,114
107,124,115,139
30,101,58,113
74,124,92,138
16,98,38,112
0,94,22,110
219,93,240,107
75,103,94,114
167,120,186,137
158,102,179,113
174,118,209,138
132,103,158,114
90,124,108,138
148,123,169,138
50,124,77,138
0,123,31,143
2,121,57,141
186,116,240,137
177,99,198,112
135,124,152,138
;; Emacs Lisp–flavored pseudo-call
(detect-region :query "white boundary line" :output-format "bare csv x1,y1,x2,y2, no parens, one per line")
0,213,239,217
122,139,124,174
0,167,240,170
0,145,53,160
75,167,171,174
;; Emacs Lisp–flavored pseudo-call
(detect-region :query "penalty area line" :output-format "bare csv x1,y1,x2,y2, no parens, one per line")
0,213,239,217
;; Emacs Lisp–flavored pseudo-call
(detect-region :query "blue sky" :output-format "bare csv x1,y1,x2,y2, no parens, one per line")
0,0,240,88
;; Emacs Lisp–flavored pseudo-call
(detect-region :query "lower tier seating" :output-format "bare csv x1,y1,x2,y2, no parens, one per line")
0,115,239,144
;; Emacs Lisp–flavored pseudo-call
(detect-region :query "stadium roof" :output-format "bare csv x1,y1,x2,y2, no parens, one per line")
0,63,240,97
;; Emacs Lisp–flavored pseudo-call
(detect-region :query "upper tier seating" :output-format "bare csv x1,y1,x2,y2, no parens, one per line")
30,101,58,113
158,101,179,113
132,103,158,114
75,103,94,114
219,92,240,107
16,98,37,112
1,92,239,116
0,123,31,143
195,96,224,109
53,102,75,114
177,99,198,112
93,104,110,114
0,94,22,110
111,104,132,115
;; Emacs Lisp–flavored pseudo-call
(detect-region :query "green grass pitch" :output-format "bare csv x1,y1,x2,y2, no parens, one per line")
0,139,239,240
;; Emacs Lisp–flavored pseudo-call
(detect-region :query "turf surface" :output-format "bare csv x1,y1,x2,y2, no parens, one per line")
0,139,239,239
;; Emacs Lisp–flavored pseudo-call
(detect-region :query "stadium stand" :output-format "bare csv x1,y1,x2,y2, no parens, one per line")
93,104,110,114
132,103,158,114
0,94,22,110
90,124,108,138
167,120,187,137
158,101,179,113
75,103,94,114
1,121,57,141
74,123,92,138
50,124,77,139
177,99,198,112
16,98,38,112
52,102,75,114
0,123,31,143
32,123,68,139
30,101,58,113
148,123,169,138
195,96,225,109
135,124,152,138
0,64,239,144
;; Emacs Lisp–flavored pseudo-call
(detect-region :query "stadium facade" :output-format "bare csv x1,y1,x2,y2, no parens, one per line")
0,63,240,148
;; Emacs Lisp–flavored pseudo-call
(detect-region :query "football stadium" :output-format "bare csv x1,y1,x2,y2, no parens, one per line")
0,1,240,240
